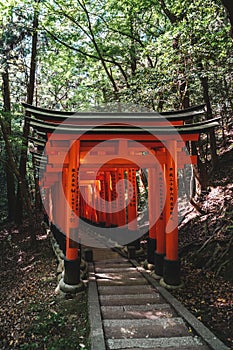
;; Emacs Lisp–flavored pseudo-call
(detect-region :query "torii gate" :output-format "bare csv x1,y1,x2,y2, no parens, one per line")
24,103,219,291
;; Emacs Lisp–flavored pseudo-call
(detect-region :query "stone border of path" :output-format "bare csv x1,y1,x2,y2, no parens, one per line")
88,262,106,350
87,252,229,350
129,258,229,350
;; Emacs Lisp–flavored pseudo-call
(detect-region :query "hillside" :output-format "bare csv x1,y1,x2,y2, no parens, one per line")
171,144,233,349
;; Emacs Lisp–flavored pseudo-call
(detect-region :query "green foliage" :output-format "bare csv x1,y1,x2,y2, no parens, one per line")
0,0,232,112
0,0,233,217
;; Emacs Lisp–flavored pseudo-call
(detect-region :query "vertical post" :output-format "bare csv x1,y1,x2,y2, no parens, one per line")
43,187,50,225
94,181,99,224
147,167,156,265
48,187,54,224
105,171,112,227
59,170,67,253
110,170,117,226
127,168,139,250
85,187,90,221
54,181,60,247
87,185,93,222
56,181,61,231
99,173,107,225
91,184,97,223
163,140,180,286
127,168,137,231
154,162,166,276
63,139,82,290
117,168,126,227
53,182,58,229
60,173,65,233
95,178,101,225
79,185,84,219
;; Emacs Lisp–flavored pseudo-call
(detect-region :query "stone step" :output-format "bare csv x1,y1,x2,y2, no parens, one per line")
106,336,208,350
97,278,149,286
101,304,175,319
98,285,155,295
95,263,132,269
95,271,142,279
94,258,129,263
95,267,138,273
103,317,188,338
100,293,164,306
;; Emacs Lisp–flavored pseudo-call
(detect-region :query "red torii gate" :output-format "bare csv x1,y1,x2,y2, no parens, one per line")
24,103,219,291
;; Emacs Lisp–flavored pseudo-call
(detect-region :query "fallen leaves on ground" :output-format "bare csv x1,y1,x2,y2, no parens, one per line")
0,223,90,350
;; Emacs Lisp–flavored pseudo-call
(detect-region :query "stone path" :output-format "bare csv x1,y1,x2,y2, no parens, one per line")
88,248,229,350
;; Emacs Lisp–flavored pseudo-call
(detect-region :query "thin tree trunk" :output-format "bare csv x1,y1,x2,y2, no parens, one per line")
190,143,208,193
0,115,37,246
2,68,16,221
221,0,233,39
78,0,119,98
16,1,39,225
129,10,137,76
199,74,218,167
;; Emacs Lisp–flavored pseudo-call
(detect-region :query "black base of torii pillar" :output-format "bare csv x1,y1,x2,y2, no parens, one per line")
154,252,165,277
147,237,156,268
58,255,85,294
161,258,182,287
146,240,182,287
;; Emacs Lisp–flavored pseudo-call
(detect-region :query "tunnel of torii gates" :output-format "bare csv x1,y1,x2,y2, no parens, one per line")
23,103,219,291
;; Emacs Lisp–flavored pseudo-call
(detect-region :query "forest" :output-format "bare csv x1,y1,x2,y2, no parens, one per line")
0,0,233,349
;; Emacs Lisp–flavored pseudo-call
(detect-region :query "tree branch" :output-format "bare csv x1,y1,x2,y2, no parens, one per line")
77,0,119,93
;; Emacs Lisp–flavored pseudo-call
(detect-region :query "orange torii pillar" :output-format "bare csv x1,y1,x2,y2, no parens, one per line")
79,186,85,220
94,178,102,225
154,164,166,276
90,184,97,223
117,169,126,227
105,171,112,227
93,181,99,224
82,185,94,223
61,139,82,291
52,177,66,254
147,167,157,265
99,173,107,226
127,168,139,248
48,186,54,224
163,140,180,286
110,170,118,227
55,181,63,231
84,186,91,221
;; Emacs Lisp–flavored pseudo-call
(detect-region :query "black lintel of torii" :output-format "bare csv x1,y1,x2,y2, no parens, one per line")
28,136,46,147
25,115,220,135
22,102,206,122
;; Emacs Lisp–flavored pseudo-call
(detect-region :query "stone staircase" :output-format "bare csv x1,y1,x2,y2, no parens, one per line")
88,249,229,350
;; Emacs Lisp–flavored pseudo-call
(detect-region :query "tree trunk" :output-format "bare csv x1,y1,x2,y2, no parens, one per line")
159,0,178,24
191,143,208,193
0,115,37,246
2,68,16,221
80,0,119,98
221,0,233,39
16,2,39,225
199,74,218,167
179,80,190,109
129,10,137,76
